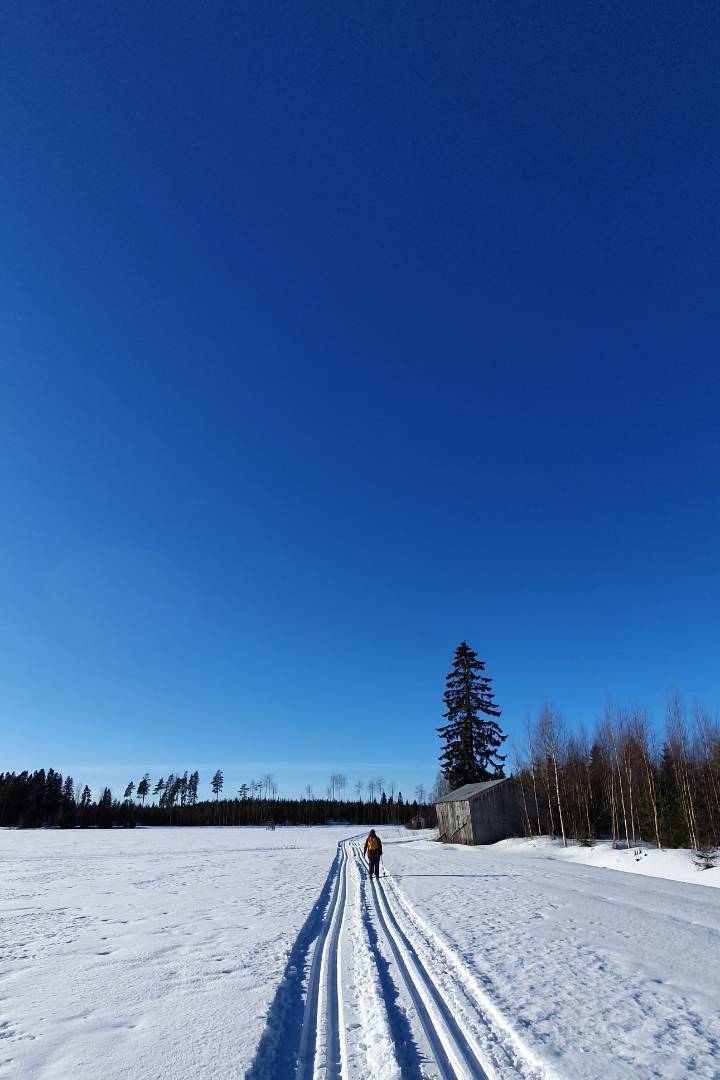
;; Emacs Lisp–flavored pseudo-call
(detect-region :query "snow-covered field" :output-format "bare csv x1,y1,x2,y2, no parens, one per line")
1,827,719,1079
0,827,354,1079
391,837,720,1078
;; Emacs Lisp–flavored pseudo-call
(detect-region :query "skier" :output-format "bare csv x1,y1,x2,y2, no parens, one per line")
363,829,383,879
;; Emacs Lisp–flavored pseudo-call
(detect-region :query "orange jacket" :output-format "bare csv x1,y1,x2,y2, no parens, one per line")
363,833,383,856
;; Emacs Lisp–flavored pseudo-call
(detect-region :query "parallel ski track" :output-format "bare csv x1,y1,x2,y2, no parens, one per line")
351,841,489,1079
297,837,544,1080
297,838,356,1080
380,872,547,1079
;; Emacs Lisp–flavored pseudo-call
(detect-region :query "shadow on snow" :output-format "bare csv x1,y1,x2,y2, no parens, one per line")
357,857,425,1080
245,848,341,1080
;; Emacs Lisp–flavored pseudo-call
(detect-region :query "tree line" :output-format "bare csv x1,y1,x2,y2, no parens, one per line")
0,767,432,829
514,695,720,851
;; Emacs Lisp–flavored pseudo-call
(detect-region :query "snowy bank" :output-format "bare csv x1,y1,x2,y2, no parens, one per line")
490,835,720,888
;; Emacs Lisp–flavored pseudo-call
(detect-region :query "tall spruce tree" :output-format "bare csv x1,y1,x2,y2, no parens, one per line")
437,642,506,789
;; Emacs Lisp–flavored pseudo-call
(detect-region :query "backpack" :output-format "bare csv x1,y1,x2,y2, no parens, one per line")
367,835,380,852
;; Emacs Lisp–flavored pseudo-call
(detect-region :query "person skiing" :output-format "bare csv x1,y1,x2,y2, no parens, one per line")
363,829,383,879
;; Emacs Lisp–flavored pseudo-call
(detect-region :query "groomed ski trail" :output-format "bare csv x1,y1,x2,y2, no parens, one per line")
356,843,484,1079
297,840,351,1080
251,837,549,1079
350,841,548,1080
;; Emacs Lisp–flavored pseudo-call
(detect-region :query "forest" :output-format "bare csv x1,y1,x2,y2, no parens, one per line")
0,767,432,830
514,694,720,851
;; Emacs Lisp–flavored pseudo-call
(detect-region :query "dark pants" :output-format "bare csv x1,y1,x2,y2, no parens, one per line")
368,851,381,878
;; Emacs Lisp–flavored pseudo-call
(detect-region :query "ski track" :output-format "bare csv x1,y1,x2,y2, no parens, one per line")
268,837,547,1079
358,844,482,1079
297,840,349,1080
374,849,549,1080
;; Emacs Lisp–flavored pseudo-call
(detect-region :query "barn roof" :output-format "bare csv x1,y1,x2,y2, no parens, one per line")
434,779,508,804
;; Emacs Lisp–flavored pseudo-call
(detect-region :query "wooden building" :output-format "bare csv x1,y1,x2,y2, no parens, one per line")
435,779,525,845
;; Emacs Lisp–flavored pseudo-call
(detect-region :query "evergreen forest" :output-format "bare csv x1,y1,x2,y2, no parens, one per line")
0,768,432,830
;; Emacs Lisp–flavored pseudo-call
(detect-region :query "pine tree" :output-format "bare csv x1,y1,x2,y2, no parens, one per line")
137,775,150,805
437,641,506,789
211,770,224,800
160,774,176,808
188,771,200,805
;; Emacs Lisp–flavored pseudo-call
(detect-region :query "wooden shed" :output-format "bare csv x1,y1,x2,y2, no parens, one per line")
435,779,525,845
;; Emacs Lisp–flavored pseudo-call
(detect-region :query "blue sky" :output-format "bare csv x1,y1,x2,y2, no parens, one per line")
2,3,719,799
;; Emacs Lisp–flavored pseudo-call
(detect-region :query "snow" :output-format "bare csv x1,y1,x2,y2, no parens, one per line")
491,835,720,888
387,836,720,1078
0,826,359,1079
2,826,719,1079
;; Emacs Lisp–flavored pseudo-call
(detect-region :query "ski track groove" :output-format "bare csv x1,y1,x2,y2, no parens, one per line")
380,863,549,1079
351,854,416,1080
352,841,488,1079
345,851,403,1080
288,836,548,1079
315,841,345,1079
360,856,464,1077
297,843,345,1080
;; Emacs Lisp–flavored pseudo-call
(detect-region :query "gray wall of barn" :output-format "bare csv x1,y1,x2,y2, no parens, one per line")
436,797,474,844
436,782,526,845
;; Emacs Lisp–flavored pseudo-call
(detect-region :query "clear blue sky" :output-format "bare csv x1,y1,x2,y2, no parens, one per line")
2,3,719,799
